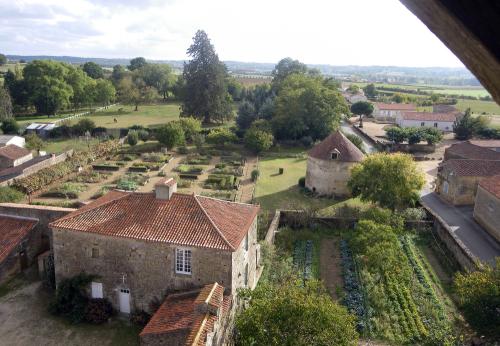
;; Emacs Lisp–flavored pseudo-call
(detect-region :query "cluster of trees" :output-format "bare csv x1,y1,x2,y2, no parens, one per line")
4,60,116,115
234,57,348,152
386,126,444,145
0,53,7,66
453,108,492,140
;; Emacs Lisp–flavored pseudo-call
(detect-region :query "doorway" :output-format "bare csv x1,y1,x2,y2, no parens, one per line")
118,288,130,314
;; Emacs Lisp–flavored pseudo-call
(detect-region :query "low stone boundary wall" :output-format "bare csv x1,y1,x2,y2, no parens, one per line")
264,210,281,244
0,150,73,187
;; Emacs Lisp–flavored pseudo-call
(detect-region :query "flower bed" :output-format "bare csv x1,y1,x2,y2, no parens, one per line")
114,173,149,191
71,170,110,184
204,174,237,190
41,183,87,199
183,154,211,165
141,152,171,163
292,239,319,281
175,165,204,175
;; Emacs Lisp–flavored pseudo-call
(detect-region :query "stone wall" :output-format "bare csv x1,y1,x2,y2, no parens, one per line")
53,228,235,313
305,156,355,197
231,218,258,291
436,171,480,205
0,203,75,246
264,211,281,245
473,186,500,242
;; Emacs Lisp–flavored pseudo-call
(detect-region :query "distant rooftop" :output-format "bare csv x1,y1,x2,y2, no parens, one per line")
375,103,416,111
401,111,457,122
308,130,364,162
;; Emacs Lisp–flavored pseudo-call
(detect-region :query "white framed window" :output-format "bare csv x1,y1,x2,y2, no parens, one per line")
91,282,103,298
176,248,192,274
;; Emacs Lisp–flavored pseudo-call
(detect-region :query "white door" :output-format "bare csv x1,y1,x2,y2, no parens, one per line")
119,289,130,314
91,282,103,298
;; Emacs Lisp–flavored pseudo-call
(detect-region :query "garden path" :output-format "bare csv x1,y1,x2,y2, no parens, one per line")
239,156,258,203
319,237,343,300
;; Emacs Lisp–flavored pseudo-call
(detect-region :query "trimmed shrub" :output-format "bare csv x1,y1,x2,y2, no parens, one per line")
127,130,139,146
251,169,260,182
84,298,114,324
298,176,306,188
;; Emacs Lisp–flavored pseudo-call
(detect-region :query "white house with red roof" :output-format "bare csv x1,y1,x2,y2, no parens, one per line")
396,111,458,131
373,102,416,122
50,178,260,315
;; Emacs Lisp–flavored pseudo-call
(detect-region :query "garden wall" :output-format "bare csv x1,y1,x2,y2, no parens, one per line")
390,143,436,153
264,210,281,245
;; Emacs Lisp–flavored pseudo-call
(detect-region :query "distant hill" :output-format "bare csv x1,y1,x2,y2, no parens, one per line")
6,54,480,86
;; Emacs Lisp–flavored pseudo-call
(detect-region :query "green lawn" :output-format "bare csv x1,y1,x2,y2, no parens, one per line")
43,138,101,153
254,155,341,212
455,99,500,115
69,103,181,129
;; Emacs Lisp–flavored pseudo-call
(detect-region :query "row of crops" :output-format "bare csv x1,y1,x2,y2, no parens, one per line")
342,223,456,344
293,240,317,280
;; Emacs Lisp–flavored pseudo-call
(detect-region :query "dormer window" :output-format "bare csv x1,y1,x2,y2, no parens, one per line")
330,149,340,160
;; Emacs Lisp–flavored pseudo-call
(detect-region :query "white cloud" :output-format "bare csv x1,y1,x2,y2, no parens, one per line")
0,0,464,67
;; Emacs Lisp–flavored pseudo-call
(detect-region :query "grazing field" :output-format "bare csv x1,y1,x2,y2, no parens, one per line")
43,138,101,153
68,103,181,128
254,154,340,212
455,99,500,115
351,82,491,98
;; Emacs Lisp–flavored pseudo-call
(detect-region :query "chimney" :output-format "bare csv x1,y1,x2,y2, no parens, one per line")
155,178,177,200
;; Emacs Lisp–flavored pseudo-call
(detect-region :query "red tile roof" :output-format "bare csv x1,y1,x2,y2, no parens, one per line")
50,191,259,251
0,145,31,160
479,175,500,199
140,282,232,346
446,142,500,161
308,131,364,162
0,215,38,263
468,140,500,148
375,103,416,111
401,111,457,122
441,159,500,177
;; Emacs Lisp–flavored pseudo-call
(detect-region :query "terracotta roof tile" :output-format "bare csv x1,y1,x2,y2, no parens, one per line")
141,282,232,346
401,111,457,122
0,215,38,263
446,142,500,161
308,131,364,162
0,145,31,160
375,103,416,111
50,191,259,251
441,159,500,177
479,175,500,199
468,140,500,148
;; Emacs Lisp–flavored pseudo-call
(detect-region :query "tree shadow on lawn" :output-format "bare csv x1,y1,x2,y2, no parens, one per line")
255,185,344,213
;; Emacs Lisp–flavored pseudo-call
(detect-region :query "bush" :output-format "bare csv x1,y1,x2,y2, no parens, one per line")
300,136,313,147
192,133,205,150
206,128,237,147
0,186,25,203
138,129,149,142
72,118,96,136
298,176,306,188
251,169,260,182
84,298,114,324
49,273,96,324
399,207,427,221
25,133,45,151
178,146,188,154
155,122,185,149
127,130,139,146
178,117,202,141
244,128,274,153
1,118,19,134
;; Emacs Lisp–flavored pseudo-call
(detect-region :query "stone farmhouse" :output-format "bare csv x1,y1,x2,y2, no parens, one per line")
140,282,233,346
0,145,33,169
372,102,416,122
50,178,260,316
396,111,457,132
473,175,500,242
305,131,364,197
436,159,500,205
0,135,26,148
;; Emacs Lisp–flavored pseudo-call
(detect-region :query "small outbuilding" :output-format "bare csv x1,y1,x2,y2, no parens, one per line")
305,131,364,197
0,145,33,169
0,135,26,148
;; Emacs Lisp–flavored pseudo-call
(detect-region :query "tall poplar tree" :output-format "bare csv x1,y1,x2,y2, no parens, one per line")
181,30,232,124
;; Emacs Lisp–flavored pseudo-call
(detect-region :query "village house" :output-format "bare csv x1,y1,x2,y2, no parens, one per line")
0,145,33,169
372,102,416,122
0,214,40,283
0,135,26,148
396,111,457,132
50,178,260,315
305,131,364,197
473,175,500,242
436,159,500,205
140,282,233,346
444,141,500,161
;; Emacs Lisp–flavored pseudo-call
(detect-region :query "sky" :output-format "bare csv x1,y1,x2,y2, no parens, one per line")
0,0,465,67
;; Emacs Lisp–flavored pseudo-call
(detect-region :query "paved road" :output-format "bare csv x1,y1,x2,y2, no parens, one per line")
421,192,500,265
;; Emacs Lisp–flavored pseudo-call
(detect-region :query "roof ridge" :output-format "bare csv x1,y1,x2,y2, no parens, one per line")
50,190,129,226
195,194,259,208
193,195,235,251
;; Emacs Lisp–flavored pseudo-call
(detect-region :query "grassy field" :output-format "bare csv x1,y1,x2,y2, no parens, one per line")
68,103,181,128
254,154,341,212
43,138,101,153
455,99,500,115
351,82,491,98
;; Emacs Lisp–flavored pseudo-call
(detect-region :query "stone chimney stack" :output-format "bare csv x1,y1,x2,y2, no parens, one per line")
155,178,177,200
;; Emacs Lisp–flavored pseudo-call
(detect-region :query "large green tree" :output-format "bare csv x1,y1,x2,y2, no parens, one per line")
0,87,13,120
94,79,116,106
136,63,173,100
272,74,348,140
117,77,157,111
155,122,185,149
0,54,6,66
236,279,358,346
453,108,490,140
181,30,233,124
348,153,425,210
82,62,104,79
271,57,308,90
128,57,147,71
111,64,127,86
